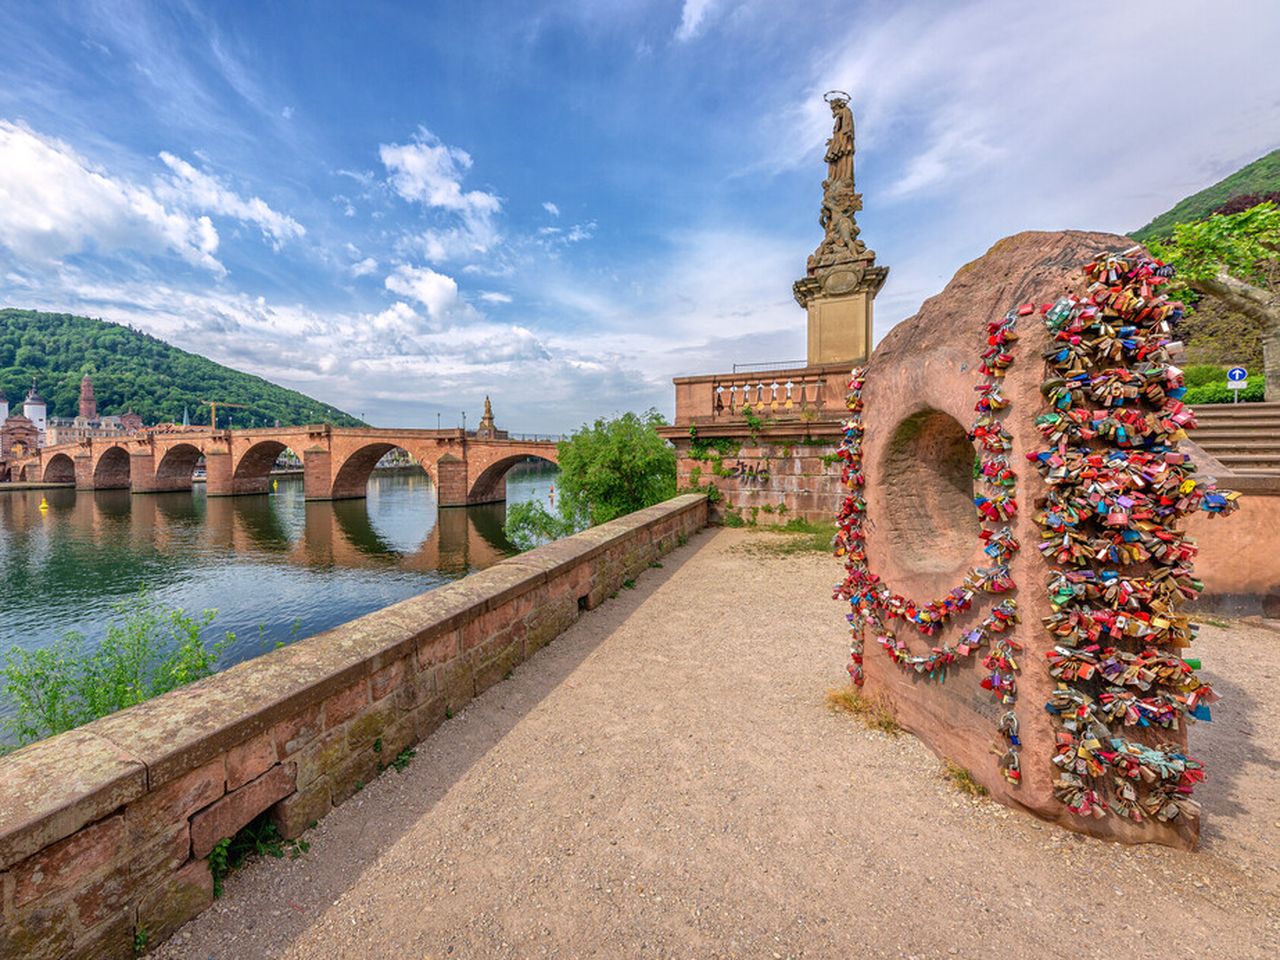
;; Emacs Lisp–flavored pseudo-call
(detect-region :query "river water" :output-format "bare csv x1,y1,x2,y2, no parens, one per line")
0,464,557,699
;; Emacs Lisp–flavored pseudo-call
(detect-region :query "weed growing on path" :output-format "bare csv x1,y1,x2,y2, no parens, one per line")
731,519,838,557
941,759,989,798
209,816,310,898
825,686,900,736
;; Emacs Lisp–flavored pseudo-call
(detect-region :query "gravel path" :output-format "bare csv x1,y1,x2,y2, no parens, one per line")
157,528,1280,960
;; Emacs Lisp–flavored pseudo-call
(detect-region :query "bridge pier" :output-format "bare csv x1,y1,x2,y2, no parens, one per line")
204,450,235,497
73,452,95,490
435,454,468,507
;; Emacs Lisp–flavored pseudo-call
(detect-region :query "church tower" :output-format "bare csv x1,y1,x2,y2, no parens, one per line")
79,374,97,421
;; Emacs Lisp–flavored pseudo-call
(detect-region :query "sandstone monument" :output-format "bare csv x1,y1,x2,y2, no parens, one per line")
835,231,1249,847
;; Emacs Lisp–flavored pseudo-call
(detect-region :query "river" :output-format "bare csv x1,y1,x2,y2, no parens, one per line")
0,464,557,707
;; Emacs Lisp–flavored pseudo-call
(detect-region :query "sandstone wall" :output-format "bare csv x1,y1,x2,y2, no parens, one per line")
0,494,708,958
670,429,844,524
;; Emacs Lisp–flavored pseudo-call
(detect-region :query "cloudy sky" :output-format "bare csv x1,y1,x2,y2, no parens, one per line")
1,0,1278,431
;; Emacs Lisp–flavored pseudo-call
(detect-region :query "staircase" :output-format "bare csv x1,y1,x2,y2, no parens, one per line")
1193,402,1280,476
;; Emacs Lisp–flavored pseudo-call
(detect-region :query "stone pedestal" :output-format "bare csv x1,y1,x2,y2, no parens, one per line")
805,290,872,366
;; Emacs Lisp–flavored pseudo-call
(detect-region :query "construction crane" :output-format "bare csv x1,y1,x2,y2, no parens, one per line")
198,400,249,430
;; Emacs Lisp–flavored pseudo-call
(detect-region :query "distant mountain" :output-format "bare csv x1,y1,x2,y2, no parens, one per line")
0,309,363,428
1131,148,1280,241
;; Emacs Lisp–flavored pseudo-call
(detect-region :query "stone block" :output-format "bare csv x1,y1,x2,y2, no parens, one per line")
377,712,418,762
226,732,277,791
271,703,322,758
124,757,225,847
345,698,398,751
328,750,381,807
67,908,134,960
473,640,523,697
0,903,74,960
136,857,213,946
270,779,330,841
395,662,437,712
13,813,125,908
433,658,474,711
72,864,129,931
294,727,349,789
369,658,406,701
190,763,296,859
322,679,369,730
414,695,448,742
0,728,146,871
416,629,459,669
128,821,190,883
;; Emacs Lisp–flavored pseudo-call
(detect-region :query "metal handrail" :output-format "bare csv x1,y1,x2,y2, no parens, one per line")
731,359,807,374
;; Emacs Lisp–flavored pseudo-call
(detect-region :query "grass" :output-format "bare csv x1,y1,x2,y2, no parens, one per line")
941,759,989,799
824,686,900,736
731,518,837,556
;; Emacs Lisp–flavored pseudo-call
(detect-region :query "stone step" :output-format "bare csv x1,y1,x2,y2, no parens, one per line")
1192,423,1280,436
1194,439,1280,452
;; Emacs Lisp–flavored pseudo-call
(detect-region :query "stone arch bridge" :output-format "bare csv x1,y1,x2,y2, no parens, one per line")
13,426,557,505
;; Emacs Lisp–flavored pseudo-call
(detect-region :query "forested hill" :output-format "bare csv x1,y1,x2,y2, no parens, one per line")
0,309,363,428
1132,148,1280,241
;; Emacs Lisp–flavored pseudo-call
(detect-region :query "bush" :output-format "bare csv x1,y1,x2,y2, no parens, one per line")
1183,382,1265,404
1,594,227,749
505,410,676,549
1181,364,1227,388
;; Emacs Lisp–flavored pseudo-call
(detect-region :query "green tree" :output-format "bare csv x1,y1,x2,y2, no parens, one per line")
1151,201,1280,397
504,410,676,549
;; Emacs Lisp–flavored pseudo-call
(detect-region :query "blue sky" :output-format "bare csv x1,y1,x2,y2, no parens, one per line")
1,0,1278,431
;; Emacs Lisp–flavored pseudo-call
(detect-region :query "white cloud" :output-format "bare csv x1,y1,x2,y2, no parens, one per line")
351,256,378,277
479,291,512,304
675,0,720,42
156,152,305,249
0,119,225,274
542,201,560,217
384,263,458,318
281,106,294,120
380,127,502,263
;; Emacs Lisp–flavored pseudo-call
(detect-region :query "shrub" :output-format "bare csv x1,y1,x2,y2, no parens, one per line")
1,594,227,749
505,410,676,549
1183,381,1265,404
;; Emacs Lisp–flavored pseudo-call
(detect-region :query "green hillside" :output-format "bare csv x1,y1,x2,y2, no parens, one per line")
1131,148,1280,241
0,309,363,428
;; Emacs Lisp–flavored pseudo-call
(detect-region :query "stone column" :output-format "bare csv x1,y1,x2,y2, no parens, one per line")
435,453,469,507
204,450,234,497
303,446,334,501
129,451,158,494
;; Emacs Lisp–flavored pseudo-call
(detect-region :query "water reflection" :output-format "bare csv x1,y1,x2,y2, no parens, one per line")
0,464,557,679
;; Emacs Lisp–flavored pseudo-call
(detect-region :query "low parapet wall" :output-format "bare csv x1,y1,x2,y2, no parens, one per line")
0,494,708,959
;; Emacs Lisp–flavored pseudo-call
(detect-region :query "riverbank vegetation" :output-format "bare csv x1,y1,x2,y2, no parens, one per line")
505,410,677,550
0,593,227,750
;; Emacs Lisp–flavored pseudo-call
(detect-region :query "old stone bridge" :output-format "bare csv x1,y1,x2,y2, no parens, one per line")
11,426,557,505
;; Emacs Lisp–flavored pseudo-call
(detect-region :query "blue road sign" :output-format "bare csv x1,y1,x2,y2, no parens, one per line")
1228,366,1248,382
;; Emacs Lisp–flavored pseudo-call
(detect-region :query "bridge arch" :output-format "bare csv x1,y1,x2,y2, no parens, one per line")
93,446,131,489
467,453,557,505
154,443,204,491
330,443,433,501
42,452,76,484
231,440,295,496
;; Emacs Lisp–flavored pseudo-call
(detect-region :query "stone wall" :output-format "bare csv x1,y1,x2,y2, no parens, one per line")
0,494,708,959
667,427,843,524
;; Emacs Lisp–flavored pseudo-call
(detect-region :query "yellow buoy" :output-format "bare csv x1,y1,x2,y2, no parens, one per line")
39,497,49,513
272,478,278,492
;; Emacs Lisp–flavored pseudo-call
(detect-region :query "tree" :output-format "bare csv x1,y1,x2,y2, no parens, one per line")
504,410,677,550
1151,201,1280,397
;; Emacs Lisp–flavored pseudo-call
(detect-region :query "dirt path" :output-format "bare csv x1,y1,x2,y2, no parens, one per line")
157,528,1280,960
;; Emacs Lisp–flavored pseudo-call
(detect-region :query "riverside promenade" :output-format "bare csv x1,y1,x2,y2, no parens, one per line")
153,527,1279,960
